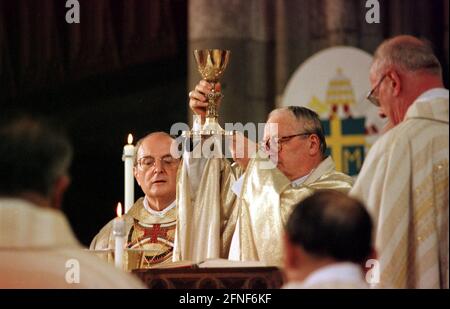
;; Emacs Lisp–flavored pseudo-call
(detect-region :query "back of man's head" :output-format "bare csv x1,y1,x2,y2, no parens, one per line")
286,190,372,264
0,116,73,199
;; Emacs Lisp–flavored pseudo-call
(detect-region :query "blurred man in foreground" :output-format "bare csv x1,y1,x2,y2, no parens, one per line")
283,190,373,289
0,116,144,288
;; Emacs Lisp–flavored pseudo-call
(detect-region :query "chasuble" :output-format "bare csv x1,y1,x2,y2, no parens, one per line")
351,92,449,288
174,145,353,266
90,197,176,269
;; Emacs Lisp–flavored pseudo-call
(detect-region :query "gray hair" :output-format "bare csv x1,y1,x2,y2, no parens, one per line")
374,35,442,77
0,116,72,197
269,106,327,156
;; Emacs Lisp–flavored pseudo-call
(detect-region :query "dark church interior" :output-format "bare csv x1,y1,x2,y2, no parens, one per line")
1,0,448,247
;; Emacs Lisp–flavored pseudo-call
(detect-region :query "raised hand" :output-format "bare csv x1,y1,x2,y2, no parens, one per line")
188,80,222,124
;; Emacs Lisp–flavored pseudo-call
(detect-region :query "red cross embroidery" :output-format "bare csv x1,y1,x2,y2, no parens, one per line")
142,224,169,243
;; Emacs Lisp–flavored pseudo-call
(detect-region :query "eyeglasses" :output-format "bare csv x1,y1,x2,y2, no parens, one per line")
136,155,179,171
366,74,387,106
260,132,312,153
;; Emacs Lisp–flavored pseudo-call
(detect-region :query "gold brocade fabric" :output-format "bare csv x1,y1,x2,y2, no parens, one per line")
174,148,353,266
90,197,176,270
238,154,353,266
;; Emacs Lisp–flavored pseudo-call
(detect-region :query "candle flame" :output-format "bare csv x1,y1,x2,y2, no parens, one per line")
116,202,123,217
127,134,133,145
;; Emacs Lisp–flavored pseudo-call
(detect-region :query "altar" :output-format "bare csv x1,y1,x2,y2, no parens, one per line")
132,267,284,289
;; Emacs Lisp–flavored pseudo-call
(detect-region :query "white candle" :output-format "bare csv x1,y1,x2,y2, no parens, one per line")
122,134,135,213
113,202,126,269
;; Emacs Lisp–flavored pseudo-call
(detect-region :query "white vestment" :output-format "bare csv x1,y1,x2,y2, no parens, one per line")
0,198,145,288
351,88,449,289
174,133,353,266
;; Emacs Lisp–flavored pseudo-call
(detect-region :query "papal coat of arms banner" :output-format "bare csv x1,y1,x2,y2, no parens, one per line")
281,47,387,176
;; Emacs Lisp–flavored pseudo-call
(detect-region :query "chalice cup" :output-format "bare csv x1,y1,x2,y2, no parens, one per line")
190,49,231,136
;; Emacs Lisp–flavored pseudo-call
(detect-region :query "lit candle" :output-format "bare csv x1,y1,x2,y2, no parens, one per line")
113,202,126,269
122,134,135,213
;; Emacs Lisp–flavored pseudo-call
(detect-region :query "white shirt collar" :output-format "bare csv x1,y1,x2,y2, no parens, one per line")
415,88,449,102
291,170,313,187
292,262,366,289
143,198,176,218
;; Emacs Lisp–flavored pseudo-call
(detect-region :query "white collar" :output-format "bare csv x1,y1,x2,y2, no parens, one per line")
291,170,313,187
143,197,176,218
297,262,366,288
415,88,449,102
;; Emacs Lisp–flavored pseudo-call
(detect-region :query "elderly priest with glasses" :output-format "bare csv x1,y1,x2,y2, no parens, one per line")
350,35,449,289
175,87,354,266
91,132,181,269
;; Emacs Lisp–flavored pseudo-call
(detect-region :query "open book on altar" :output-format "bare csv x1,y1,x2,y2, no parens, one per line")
87,249,267,270
199,258,266,268
153,258,267,269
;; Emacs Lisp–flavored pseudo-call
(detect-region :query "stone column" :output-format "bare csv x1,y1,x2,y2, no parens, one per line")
188,0,276,126
323,0,359,46
444,0,449,86
187,0,448,122
273,0,313,105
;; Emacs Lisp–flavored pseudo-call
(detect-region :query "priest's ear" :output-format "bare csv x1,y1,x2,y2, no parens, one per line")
134,166,142,186
50,174,71,210
308,134,321,156
387,69,401,97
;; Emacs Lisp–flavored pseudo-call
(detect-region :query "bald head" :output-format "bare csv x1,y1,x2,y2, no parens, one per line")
368,35,445,126
133,131,179,209
134,132,175,165
374,35,442,77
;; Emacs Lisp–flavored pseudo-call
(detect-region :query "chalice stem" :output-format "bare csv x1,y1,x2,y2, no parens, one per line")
207,82,218,120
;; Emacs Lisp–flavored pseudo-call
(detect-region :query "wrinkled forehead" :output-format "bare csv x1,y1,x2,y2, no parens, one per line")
137,135,174,158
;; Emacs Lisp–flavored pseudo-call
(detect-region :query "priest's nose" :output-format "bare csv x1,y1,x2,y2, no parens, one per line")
153,160,164,173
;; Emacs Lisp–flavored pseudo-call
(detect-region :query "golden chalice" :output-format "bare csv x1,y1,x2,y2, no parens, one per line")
185,49,231,137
